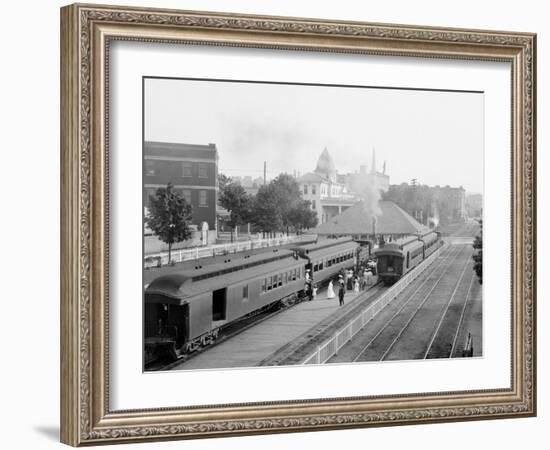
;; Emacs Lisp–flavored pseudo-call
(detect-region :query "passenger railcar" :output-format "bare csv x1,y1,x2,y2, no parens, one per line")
145,248,303,362
375,230,442,286
144,238,361,364
417,230,440,258
292,237,360,284
375,236,424,285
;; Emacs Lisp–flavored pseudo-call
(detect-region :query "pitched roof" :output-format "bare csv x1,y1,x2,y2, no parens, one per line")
312,200,428,236
297,172,327,183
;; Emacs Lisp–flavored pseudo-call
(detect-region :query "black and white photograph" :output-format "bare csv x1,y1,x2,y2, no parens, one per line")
142,77,484,372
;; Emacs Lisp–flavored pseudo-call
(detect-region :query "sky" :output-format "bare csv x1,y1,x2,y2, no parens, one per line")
144,77,484,193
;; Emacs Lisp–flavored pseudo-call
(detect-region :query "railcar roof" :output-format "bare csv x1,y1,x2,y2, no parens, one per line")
146,252,306,300
402,239,424,251
197,248,293,277
375,236,423,255
295,237,354,253
418,231,438,242
392,235,418,247
417,230,438,238
305,241,359,259
143,238,317,285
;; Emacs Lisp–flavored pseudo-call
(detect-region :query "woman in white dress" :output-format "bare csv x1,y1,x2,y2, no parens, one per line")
327,280,336,299
353,278,360,294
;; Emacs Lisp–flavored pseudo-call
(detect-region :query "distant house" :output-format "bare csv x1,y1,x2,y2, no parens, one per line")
298,148,359,225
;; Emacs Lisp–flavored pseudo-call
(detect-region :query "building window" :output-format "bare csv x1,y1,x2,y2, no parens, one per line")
312,185,317,195
182,161,193,177
145,160,156,176
199,190,208,207
303,185,308,194
311,200,316,210
198,163,208,178
182,190,192,204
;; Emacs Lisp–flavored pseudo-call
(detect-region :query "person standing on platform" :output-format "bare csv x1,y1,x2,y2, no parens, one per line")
338,279,345,306
354,277,360,294
346,269,353,290
327,279,336,299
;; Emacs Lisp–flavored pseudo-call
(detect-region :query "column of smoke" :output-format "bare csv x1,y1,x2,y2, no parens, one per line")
350,174,382,226
429,203,440,228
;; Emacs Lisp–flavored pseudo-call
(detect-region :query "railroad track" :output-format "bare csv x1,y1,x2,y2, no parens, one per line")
346,244,468,363
258,282,387,366
423,259,476,359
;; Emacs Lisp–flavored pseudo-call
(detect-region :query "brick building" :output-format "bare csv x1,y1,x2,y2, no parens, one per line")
144,141,218,234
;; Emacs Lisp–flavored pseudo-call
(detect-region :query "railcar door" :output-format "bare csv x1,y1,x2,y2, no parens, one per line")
165,304,189,348
212,288,227,321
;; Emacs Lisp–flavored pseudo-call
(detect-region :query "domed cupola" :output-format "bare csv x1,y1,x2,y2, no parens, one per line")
314,147,337,182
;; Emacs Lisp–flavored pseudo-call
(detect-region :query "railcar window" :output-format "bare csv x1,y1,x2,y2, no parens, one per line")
267,276,273,291
319,261,324,271
261,279,266,293
243,285,248,300
313,264,318,272
278,274,283,287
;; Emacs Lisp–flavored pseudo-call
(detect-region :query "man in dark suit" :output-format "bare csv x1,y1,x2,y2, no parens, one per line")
338,279,345,306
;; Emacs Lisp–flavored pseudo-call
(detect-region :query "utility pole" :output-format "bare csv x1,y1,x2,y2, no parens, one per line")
263,161,267,185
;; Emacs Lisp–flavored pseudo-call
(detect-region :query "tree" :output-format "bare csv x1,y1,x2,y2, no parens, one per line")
146,183,193,263
383,183,439,226
287,200,318,234
269,174,304,234
249,184,283,234
218,181,252,242
249,173,317,235
218,173,231,192
472,219,482,284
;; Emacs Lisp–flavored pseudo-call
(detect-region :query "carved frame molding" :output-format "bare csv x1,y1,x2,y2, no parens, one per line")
60,3,536,446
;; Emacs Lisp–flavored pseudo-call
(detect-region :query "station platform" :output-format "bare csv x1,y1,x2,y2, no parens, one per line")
169,279,378,371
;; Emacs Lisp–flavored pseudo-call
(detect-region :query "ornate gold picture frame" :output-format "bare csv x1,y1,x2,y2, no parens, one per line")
60,3,536,446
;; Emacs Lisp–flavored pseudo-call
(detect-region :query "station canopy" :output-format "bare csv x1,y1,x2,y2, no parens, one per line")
312,200,429,236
